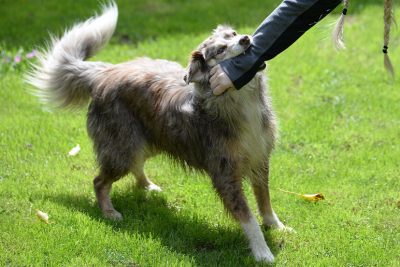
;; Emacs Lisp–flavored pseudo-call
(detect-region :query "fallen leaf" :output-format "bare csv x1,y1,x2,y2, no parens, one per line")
299,193,325,202
279,188,325,202
36,209,49,224
68,144,81,156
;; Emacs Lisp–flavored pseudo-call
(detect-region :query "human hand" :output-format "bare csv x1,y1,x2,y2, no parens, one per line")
210,65,235,96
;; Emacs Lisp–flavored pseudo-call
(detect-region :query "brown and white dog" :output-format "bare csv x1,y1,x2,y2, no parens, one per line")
27,2,290,263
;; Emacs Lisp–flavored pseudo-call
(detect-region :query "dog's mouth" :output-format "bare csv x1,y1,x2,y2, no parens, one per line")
241,44,251,55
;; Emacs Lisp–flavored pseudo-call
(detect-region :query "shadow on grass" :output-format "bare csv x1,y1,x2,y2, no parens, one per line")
49,187,281,267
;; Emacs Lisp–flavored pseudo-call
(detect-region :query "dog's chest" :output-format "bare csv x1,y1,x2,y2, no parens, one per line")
238,100,269,167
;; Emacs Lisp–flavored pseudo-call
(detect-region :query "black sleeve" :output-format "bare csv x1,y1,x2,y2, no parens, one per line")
219,0,342,89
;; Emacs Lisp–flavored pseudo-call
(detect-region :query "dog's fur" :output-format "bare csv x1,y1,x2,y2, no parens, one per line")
26,2,290,263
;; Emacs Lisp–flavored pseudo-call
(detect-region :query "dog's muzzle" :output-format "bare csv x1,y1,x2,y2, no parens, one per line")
239,36,251,46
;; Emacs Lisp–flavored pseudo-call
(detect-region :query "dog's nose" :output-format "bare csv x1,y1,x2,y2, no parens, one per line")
239,36,250,46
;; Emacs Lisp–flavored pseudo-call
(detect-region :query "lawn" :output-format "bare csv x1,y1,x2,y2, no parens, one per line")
1,0,399,266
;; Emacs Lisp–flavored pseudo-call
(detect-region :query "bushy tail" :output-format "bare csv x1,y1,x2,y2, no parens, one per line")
26,2,118,108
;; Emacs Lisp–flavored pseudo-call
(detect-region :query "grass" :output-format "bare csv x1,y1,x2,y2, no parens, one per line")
1,0,399,266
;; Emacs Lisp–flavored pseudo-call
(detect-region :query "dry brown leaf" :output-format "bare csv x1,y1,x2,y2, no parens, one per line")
36,209,49,224
279,189,325,202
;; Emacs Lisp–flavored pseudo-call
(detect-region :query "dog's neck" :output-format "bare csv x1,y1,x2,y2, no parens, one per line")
190,74,263,126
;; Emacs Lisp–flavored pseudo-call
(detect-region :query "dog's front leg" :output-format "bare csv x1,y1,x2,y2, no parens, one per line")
250,163,292,232
211,173,274,263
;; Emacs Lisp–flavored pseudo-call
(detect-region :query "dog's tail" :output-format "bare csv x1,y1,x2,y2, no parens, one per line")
26,2,118,108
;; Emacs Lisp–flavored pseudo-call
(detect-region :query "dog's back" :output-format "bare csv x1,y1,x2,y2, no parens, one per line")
86,55,275,176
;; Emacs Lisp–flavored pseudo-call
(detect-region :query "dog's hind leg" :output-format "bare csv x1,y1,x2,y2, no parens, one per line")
88,101,141,221
94,169,125,221
211,171,274,263
131,152,162,192
250,162,292,232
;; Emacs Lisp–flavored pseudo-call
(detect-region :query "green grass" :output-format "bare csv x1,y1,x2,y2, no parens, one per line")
1,1,399,266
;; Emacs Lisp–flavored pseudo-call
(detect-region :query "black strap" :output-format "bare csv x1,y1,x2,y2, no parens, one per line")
383,46,388,54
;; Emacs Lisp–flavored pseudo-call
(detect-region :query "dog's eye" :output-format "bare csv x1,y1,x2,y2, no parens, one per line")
232,32,237,36
216,46,227,55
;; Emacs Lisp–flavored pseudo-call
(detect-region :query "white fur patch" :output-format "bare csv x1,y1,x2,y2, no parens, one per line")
241,215,274,263
146,183,162,192
180,102,194,114
264,212,294,232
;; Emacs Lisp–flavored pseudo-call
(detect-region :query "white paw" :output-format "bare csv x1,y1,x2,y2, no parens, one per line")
266,220,294,232
146,183,162,192
254,247,275,263
242,215,275,264
263,212,294,232
103,209,123,221
278,225,295,233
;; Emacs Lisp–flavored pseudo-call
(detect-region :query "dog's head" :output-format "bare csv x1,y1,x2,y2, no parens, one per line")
184,25,252,84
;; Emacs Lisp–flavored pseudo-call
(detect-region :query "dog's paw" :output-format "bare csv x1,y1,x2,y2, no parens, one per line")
275,224,295,233
146,182,162,192
263,212,294,232
137,180,162,192
254,248,275,264
265,220,294,232
280,225,295,233
103,209,123,221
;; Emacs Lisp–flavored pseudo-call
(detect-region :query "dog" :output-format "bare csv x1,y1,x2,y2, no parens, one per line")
26,2,290,263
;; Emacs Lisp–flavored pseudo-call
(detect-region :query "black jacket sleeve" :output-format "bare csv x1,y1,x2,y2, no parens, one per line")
219,0,342,89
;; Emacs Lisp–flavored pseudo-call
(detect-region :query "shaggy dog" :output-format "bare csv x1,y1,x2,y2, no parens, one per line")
27,2,290,263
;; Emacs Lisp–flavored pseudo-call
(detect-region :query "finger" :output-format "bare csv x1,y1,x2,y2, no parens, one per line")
209,72,218,85
210,79,219,91
210,74,223,88
213,85,229,96
210,65,219,76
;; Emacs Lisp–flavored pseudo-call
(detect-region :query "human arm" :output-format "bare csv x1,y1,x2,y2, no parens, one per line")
211,0,342,95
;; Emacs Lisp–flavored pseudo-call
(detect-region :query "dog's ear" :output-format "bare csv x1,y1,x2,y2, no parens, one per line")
184,51,208,84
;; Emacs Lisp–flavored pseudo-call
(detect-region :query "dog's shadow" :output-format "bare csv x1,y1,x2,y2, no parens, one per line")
49,187,281,266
